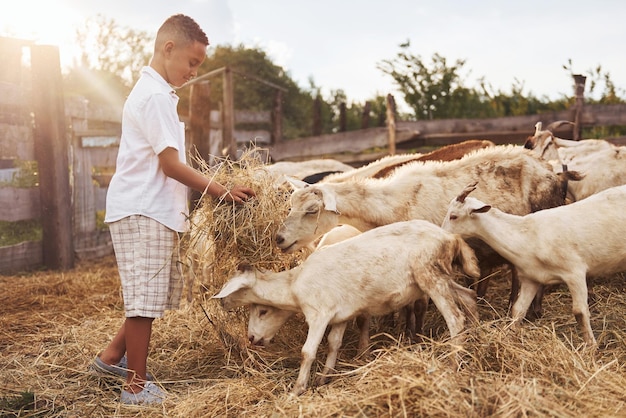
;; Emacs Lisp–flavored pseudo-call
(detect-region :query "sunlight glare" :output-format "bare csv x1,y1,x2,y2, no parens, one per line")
1,0,84,69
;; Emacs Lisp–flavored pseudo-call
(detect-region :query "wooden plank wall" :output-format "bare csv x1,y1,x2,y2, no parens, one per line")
0,80,122,273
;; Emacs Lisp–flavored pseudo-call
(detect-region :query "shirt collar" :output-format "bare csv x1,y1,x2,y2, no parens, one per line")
141,66,177,96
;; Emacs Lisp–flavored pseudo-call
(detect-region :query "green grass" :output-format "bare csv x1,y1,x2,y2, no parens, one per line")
0,219,42,247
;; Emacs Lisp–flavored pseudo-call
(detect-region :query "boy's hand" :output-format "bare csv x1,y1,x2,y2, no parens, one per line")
222,185,256,204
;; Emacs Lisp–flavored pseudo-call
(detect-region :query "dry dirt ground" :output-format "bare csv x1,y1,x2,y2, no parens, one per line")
2,255,626,417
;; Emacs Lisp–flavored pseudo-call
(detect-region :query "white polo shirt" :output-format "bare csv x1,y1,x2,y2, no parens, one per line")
105,66,189,232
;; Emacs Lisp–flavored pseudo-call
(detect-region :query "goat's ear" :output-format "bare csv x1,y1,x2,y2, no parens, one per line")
319,186,339,214
471,205,491,214
212,274,255,299
284,176,309,190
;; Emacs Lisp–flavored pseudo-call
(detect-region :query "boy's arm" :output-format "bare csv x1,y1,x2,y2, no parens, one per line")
158,147,255,203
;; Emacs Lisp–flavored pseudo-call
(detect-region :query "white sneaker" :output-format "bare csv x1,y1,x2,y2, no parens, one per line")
120,381,166,405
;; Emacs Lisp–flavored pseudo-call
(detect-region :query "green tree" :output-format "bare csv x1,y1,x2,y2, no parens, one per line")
75,14,152,89
190,44,319,139
562,59,626,105
377,41,484,120
63,15,152,107
326,89,388,132
478,78,568,117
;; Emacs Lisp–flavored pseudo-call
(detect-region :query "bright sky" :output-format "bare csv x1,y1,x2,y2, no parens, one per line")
3,0,625,109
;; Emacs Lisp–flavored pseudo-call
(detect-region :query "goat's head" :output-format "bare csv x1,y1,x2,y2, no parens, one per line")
247,304,294,346
441,182,491,237
212,269,256,311
525,120,575,161
275,185,340,253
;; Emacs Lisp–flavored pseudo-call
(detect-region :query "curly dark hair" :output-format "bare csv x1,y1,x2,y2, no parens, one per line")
157,14,209,47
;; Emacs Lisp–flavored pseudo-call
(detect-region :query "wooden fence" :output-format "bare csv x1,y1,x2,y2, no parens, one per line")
2,39,625,274
0,86,121,273
268,103,626,164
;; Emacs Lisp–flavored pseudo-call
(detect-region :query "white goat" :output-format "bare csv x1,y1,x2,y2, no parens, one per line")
213,220,480,395
321,139,494,183
265,159,354,180
320,153,424,183
552,144,626,202
524,121,626,202
276,145,573,252
441,182,626,346
524,121,614,162
249,224,372,355
314,224,362,249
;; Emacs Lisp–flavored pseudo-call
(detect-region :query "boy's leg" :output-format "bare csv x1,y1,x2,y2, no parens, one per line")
99,322,127,365
124,316,154,392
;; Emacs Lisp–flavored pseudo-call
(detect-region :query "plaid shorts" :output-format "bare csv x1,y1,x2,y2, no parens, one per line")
108,215,184,318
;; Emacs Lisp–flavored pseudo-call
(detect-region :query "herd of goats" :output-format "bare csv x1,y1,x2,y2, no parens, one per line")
207,120,626,395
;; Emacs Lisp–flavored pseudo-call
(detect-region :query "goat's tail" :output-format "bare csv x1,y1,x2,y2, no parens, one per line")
453,236,481,279
436,235,480,279
451,281,479,325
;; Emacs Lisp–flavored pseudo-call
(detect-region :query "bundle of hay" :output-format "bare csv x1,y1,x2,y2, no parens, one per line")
182,148,308,299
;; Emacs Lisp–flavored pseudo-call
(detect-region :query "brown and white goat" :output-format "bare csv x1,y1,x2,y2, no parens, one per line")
276,145,578,319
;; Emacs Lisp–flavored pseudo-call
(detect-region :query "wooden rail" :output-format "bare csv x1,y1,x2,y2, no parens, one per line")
269,104,626,164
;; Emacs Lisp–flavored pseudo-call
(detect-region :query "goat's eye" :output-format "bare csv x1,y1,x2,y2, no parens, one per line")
259,309,267,316
449,214,457,220
305,208,318,215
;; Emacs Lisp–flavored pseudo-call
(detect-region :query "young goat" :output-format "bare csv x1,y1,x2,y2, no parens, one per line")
213,220,479,395
441,182,626,346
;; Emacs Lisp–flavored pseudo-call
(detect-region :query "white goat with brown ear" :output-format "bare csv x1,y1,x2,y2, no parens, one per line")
442,182,626,346
213,220,479,395
524,121,624,202
524,121,614,162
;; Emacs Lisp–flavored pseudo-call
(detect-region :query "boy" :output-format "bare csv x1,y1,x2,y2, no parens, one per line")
90,14,255,405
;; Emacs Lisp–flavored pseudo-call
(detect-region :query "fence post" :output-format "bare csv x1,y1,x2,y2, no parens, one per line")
361,101,371,129
222,66,236,160
572,74,586,141
386,94,397,155
30,45,74,270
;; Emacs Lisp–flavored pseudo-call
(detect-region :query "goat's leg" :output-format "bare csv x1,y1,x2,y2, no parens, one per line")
509,279,541,326
355,314,371,357
527,285,545,320
412,295,430,343
508,264,520,309
403,303,416,340
292,319,329,396
509,266,544,321
566,276,596,346
316,322,348,387
475,275,490,299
